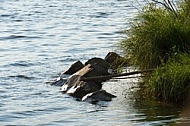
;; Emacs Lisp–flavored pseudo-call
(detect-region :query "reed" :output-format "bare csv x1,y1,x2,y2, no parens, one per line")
118,0,190,103
145,53,190,103
119,0,190,70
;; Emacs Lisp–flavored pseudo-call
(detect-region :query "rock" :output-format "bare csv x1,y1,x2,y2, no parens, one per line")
66,81,102,98
51,54,119,103
85,57,109,70
105,52,128,70
50,73,69,86
82,90,116,104
61,63,110,99
50,78,66,86
61,75,82,93
84,63,110,77
64,61,84,75
104,52,121,63
61,65,93,93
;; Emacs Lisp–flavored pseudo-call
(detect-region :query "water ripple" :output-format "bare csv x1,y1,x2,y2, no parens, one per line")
9,61,34,67
8,75,35,80
0,35,41,41
0,0,185,125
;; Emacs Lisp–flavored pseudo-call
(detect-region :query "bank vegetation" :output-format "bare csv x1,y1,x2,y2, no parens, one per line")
119,0,190,103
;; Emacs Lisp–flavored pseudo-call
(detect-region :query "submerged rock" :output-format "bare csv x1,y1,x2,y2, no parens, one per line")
82,90,116,104
50,78,66,86
50,73,69,86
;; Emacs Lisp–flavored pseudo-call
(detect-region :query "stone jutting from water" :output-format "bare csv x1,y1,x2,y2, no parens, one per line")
64,60,84,75
82,90,116,104
57,52,123,102
105,52,125,69
61,62,110,99
105,52,121,63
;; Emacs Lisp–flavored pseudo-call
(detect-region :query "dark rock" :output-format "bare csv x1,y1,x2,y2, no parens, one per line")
50,78,66,86
64,61,84,75
85,57,109,70
50,73,69,86
66,81,102,98
105,52,128,70
55,55,119,102
82,90,116,104
61,75,82,93
84,63,110,78
61,63,110,98
104,52,121,64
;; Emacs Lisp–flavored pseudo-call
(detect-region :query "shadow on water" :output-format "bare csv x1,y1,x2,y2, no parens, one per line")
110,69,190,125
133,99,181,125
128,87,189,126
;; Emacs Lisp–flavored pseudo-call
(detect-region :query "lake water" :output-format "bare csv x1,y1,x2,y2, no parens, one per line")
0,0,189,125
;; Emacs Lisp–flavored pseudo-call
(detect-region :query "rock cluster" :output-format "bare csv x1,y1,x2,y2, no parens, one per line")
51,52,123,104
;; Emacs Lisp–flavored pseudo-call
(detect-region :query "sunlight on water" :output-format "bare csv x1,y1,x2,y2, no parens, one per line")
0,0,188,125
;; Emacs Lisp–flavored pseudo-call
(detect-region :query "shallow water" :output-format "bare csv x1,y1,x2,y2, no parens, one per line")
0,0,189,125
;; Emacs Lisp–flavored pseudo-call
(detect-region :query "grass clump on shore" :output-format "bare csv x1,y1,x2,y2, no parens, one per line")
120,0,190,70
119,0,190,103
145,53,190,103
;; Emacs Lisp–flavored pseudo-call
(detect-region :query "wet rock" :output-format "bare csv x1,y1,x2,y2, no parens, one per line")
104,52,121,64
84,63,110,77
66,80,102,98
105,52,128,70
50,78,66,86
61,75,82,93
82,90,116,104
61,63,109,98
51,53,120,103
50,72,70,86
85,57,109,70
64,61,84,75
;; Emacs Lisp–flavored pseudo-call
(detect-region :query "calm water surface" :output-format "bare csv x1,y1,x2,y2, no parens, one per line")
0,0,189,125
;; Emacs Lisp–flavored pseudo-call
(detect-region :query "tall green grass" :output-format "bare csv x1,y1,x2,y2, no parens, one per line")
119,0,190,70
145,53,190,103
119,0,190,103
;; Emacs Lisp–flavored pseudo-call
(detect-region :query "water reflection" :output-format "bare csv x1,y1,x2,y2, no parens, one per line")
0,0,189,125
129,89,183,125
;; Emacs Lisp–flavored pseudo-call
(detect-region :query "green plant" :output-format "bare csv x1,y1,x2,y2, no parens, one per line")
145,53,190,103
119,0,190,70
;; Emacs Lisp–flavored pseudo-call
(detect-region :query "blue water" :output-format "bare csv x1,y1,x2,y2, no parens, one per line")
0,0,189,125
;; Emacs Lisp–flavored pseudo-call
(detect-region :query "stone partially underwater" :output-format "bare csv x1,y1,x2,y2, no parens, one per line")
82,90,116,104
51,52,123,104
